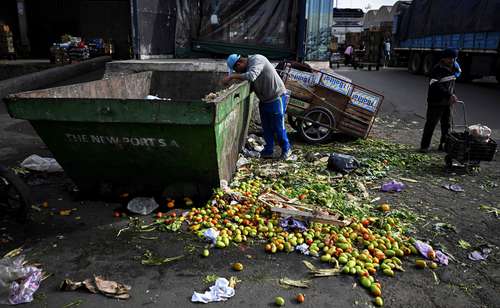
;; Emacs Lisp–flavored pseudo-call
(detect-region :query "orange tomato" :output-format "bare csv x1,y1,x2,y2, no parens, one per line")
296,293,305,303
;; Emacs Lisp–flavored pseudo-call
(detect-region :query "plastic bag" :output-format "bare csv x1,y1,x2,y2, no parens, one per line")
20,155,63,172
468,124,491,142
0,256,42,305
327,153,359,173
126,197,159,215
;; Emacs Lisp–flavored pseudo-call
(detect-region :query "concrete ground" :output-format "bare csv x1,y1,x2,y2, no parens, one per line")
0,63,499,307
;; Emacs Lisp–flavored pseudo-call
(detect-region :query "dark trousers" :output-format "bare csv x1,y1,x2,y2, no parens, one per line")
420,105,451,149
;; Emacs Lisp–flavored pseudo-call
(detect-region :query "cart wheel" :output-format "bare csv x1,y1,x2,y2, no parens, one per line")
444,155,453,169
287,114,300,131
298,107,335,143
0,166,33,223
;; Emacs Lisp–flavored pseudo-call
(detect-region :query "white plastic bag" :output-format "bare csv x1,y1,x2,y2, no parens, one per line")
20,155,63,172
468,124,491,142
126,197,159,215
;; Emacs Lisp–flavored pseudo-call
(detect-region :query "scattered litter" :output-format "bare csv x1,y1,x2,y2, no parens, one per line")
458,240,472,250
380,180,405,192
400,177,418,183
0,255,42,305
370,197,381,203
203,228,220,245
191,278,235,303
141,250,184,266
246,134,265,152
241,148,260,158
414,241,448,265
62,299,83,308
468,124,491,142
60,279,96,293
236,156,250,168
60,276,131,299
478,205,499,218
59,209,73,216
145,95,170,101
432,271,440,285
302,260,340,277
61,299,84,308
95,276,131,299
468,246,492,261
126,197,159,215
327,153,359,173
295,244,310,256
279,217,307,232
433,222,456,233
203,274,218,284
279,278,311,288
442,184,464,192
20,155,63,172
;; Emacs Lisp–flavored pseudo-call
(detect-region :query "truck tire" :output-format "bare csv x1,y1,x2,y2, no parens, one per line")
496,60,500,83
409,53,422,74
422,54,435,76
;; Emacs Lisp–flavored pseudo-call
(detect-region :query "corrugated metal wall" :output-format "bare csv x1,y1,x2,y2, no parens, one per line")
305,0,333,60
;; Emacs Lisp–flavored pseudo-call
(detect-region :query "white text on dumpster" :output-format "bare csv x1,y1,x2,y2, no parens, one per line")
64,134,180,148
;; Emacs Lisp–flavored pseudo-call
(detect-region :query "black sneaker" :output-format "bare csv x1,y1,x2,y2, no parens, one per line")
438,143,444,151
418,148,429,153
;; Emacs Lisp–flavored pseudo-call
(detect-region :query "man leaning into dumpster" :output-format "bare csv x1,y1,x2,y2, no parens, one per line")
419,48,459,153
223,54,291,159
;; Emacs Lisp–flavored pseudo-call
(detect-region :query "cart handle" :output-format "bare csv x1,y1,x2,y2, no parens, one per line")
451,100,467,132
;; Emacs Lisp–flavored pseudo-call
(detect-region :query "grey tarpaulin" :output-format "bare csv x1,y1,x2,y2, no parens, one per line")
175,0,299,56
398,0,500,40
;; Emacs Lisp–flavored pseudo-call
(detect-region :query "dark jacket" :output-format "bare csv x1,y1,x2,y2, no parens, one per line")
427,63,455,106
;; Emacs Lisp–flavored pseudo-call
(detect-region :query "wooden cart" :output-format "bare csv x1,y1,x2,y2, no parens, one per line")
279,62,384,143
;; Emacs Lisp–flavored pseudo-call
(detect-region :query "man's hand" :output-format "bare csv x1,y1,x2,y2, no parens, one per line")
222,75,232,85
450,94,458,105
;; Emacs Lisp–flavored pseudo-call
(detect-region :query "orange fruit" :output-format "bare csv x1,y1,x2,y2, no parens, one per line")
296,293,305,303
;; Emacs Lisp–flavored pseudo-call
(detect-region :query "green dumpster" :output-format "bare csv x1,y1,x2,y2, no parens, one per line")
5,70,254,199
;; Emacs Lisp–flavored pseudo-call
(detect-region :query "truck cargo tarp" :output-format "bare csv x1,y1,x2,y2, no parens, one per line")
399,0,500,39
175,0,299,57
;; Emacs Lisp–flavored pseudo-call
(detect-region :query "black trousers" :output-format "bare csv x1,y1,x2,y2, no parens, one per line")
420,105,451,149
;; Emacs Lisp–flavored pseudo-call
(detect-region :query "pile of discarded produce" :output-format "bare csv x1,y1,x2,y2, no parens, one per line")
130,139,443,306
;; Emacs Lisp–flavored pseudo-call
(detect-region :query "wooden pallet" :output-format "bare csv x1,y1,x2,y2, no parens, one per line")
258,190,350,227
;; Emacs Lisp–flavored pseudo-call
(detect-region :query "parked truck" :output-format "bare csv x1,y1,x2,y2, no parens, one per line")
391,0,500,82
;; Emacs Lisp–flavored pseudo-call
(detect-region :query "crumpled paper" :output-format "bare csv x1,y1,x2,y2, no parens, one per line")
414,240,449,265
279,217,307,232
203,228,220,245
0,256,42,305
191,278,235,303
295,243,310,256
60,276,131,300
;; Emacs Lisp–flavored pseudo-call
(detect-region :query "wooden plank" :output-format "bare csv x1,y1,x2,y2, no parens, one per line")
344,107,372,122
345,105,374,118
338,120,369,136
269,207,350,227
340,117,369,131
